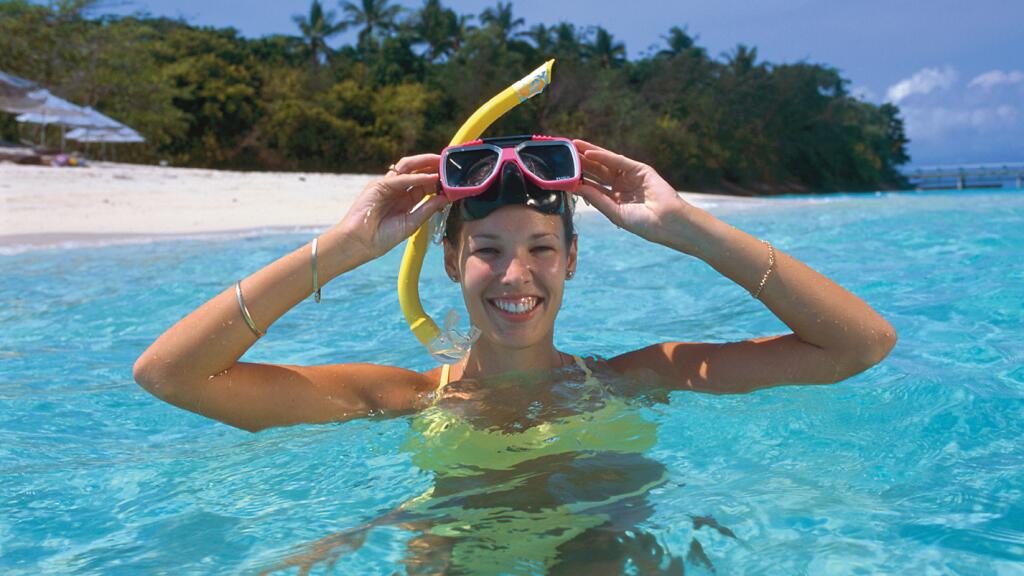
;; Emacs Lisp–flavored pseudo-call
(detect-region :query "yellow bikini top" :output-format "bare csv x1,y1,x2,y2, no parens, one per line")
436,354,590,393
407,356,658,478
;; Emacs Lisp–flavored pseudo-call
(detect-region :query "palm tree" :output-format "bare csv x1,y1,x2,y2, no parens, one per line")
340,0,403,53
551,22,584,60
411,0,467,61
478,1,524,45
451,13,476,52
726,44,759,76
658,26,696,57
293,0,346,70
586,26,626,69
524,23,553,54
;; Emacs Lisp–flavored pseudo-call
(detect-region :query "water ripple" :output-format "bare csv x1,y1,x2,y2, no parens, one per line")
1,191,1022,573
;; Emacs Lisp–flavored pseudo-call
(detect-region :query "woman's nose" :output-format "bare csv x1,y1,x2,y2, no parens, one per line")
501,253,532,284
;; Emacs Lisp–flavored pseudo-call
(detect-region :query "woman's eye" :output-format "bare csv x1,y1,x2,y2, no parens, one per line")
473,247,499,256
531,246,556,254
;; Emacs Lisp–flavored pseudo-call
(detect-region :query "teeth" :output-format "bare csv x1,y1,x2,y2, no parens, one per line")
492,297,538,314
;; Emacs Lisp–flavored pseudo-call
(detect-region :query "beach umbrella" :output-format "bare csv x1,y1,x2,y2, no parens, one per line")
63,110,145,161
0,71,48,114
14,95,94,127
77,107,132,131
17,102,136,149
66,126,145,143
19,105,131,131
0,71,37,95
11,90,96,147
66,125,144,162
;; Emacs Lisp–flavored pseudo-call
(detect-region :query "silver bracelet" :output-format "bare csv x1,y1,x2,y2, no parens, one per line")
235,281,265,337
311,237,321,303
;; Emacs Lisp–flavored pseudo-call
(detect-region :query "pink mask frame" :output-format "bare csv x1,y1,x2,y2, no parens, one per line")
438,136,582,202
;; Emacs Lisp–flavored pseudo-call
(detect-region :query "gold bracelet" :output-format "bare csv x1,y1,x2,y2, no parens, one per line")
311,237,321,303
751,240,775,300
235,280,265,337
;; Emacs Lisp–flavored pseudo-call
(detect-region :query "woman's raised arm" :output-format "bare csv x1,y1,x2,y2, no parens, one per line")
133,159,448,430
573,140,896,393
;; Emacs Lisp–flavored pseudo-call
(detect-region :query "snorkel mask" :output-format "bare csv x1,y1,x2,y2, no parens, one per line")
397,61,558,363
440,135,580,220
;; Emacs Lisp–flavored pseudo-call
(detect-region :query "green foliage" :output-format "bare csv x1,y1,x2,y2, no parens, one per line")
479,1,524,44
0,0,910,192
155,25,261,166
341,0,403,55
292,0,346,71
585,27,626,69
411,0,465,62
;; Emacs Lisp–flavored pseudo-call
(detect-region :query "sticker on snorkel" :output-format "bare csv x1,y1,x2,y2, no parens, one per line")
513,63,551,103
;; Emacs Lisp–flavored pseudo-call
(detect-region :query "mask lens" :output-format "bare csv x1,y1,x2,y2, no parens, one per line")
445,148,499,188
518,142,577,182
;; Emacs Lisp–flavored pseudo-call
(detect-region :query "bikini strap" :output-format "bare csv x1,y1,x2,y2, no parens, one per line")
438,356,589,397
437,363,451,394
571,354,593,378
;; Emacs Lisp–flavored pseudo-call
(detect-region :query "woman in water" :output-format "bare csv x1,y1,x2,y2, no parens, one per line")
134,139,896,572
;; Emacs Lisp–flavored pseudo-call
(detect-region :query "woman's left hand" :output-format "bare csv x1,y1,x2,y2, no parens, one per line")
573,139,690,248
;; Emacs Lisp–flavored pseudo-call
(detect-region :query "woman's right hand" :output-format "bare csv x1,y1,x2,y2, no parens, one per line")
337,154,448,262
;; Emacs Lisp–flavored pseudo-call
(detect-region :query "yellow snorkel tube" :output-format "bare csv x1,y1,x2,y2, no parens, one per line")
398,60,555,362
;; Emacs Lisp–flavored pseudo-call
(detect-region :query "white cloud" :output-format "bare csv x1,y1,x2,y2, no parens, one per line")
902,104,1018,141
885,65,1022,162
968,69,1024,91
886,66,958,103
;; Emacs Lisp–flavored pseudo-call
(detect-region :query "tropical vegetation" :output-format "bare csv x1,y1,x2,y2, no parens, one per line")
0,0,910,193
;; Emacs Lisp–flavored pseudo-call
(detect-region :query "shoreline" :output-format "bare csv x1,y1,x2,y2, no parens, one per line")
2,161,1011,255
0,161,808,254
0,227,328,255
0,161,375,237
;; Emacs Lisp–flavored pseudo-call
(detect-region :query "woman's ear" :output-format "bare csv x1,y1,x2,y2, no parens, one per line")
442,239,460,282
567,234,578,279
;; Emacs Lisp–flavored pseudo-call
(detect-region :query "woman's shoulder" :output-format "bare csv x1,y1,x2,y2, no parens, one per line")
580,350,679,399
421,364,444,386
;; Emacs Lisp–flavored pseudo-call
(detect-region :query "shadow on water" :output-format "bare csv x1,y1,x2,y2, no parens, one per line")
260,362,738,575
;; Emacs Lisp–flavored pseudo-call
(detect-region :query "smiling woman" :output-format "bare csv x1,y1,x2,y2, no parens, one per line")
133,137,895,571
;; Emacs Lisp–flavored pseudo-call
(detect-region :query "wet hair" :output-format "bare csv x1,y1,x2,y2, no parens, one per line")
443,195,576,248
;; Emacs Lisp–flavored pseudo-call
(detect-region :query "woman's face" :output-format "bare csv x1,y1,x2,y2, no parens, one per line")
444,205,577,351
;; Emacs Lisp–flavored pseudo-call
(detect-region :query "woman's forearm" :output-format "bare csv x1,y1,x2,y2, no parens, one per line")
133,226,368,395
662,202,896,375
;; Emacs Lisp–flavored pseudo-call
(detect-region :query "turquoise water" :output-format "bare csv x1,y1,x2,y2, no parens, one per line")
1,190,1022,573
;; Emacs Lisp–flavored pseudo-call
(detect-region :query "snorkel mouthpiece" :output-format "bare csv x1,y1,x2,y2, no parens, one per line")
428,309,481,363
397,60,555,363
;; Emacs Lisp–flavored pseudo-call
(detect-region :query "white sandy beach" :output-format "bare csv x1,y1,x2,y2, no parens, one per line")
0,161,755,251
0,162,376,245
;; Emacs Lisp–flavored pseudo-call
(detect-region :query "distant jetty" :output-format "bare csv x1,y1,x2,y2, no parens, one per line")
904,163,1024,190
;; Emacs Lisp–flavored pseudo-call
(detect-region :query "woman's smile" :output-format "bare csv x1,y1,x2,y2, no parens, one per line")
488,295,545,322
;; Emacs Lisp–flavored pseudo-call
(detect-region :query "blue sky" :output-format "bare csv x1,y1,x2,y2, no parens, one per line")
103,0,1023,167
